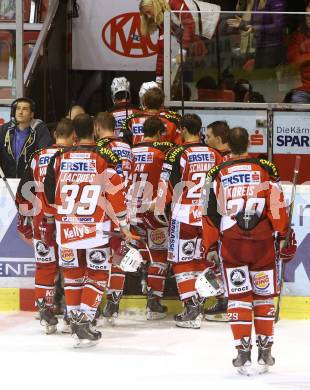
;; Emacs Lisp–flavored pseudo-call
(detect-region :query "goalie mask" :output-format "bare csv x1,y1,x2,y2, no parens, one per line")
111,239,143,273
111,77,130,103
139,81,160,109
195,269,224,298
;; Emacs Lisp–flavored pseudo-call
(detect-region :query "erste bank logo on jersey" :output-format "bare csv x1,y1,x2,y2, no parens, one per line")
60,159,96,172
102,12,157,58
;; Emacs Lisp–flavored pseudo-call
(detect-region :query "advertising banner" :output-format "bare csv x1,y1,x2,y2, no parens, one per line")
0,106,10,126
72,0,158,71
273,112,310,155
185,109,267,154
0,180,309,296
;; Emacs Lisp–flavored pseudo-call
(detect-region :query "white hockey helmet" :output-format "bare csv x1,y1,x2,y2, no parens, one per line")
139,81,160,108
111,77,130,103
195,269,225,298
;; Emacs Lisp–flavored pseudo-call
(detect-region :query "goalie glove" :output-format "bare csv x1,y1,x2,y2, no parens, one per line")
279,229,297,263
195,268,224,298
17,214,33,240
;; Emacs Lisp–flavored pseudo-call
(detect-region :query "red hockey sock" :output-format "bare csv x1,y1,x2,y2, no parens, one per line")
35,262,58,306
227,297,253,348
147,261,168,298
253,298,275,344
106,265,126,295
173,260,207,301
80,269,109,321
63,267,86,313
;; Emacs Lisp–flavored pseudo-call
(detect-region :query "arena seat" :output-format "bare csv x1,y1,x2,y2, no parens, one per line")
197,89,235,102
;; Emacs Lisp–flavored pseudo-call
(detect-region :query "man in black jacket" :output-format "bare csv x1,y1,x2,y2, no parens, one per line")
0,98,52,178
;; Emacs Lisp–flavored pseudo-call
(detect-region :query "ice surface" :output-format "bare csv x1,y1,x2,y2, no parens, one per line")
0,312,309,390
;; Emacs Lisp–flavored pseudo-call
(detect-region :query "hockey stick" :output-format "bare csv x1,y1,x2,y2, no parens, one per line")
0,166,17,208
275,155,301,323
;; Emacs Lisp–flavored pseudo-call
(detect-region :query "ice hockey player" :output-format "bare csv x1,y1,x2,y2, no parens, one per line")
109,77,139,137
202,127,297,374
94,111,133,322
43,114,139,347
156,113,222,329
130,117,175,319
122,84,181,145
16,118,75,334
201,120,231,321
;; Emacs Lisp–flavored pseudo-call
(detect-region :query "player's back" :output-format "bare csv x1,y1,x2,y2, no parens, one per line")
97,137,132,187
45,144,125,249
109,103,139,137
208,157,288,238
123,111,181,146
163,143,222,225
130,141,174,212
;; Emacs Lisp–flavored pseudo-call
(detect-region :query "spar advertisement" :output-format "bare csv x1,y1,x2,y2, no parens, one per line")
72,0,158,70
273,112,310,184
185,109,267,154
0,180,309,296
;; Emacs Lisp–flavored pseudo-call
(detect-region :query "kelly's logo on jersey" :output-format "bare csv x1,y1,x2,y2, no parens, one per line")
61,224,96,243
221,171,261,188
60,159,97,173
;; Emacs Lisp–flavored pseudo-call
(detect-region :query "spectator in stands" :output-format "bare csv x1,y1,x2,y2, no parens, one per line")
171,82,192,101
287,1,310,103
228,0,287,69
67,105,86,120
196,76,217,91
139,0,197,85
0,97,52,178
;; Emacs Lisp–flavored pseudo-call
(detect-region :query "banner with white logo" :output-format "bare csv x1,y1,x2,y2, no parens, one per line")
72,0,158,70
273,112,310,155
185,109,267,154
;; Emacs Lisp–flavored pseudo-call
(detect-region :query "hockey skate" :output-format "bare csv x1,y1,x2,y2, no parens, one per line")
146,292,167,320
61,309,71,334
102,292,122,325
36,298,58,335
175,296,203,329
257,336,275,374
204,297,228,322
70,311,102,348
233,337,252,376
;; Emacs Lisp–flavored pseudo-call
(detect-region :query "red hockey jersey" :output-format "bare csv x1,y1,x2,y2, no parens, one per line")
157,142,222,225
109,102,139,137
43,144,127,249
202,157,289,251
122,111,181,146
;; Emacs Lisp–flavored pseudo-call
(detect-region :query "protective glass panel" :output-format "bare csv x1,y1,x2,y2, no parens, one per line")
0,0,16,21
0,29,16,99
169,10,309,104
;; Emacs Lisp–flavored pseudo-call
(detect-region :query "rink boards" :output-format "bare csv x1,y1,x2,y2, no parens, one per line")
0,180,309,318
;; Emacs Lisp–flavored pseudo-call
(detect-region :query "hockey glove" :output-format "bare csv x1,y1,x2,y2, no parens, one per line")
39,216,56,246
206,243,220,265
17,214,33,240
279,230,297,263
